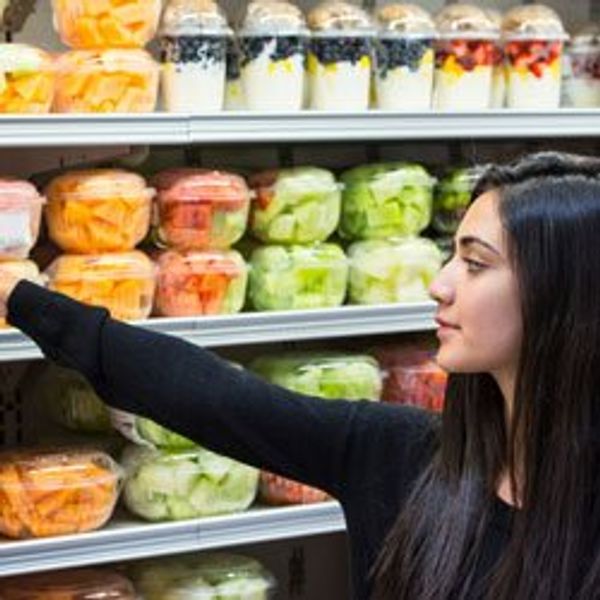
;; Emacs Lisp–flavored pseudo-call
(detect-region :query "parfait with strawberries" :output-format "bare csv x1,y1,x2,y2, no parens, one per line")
563,25,600,108
501,5,567,109
432,4,499,110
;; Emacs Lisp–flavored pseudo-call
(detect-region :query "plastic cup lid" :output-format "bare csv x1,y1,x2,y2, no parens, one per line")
435,3,500,40
240,0,308,36
569,24,600,50
375,3,436,38
57,49,158,72
160,0,232,37
308,1,375,34
0,43,52,73
501,4,568,41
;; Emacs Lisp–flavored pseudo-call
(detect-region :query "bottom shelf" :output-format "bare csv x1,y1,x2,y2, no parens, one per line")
0,502,346,577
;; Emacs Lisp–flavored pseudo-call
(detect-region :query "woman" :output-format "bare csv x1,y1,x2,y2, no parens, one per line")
1,151,599,599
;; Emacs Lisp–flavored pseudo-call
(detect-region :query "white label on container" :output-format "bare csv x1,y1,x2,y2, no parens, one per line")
0,209,31,251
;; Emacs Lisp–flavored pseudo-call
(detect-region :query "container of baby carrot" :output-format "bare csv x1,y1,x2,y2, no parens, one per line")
0,447,122,539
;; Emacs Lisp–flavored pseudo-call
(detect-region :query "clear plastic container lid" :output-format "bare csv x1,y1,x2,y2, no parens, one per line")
157,248,246,277
160,0,232,37
308,1,375,36
501,5,567,41
46,169,154,202
0,568,137,599
56,48,158,74
251,243,348,270
437,164,488,193
569,24,600,51
434,4,499,40
0,43,52,73
241,0,308,36
0,177,44,209
0,259,43,283
46,251,155,283
375,4,436,39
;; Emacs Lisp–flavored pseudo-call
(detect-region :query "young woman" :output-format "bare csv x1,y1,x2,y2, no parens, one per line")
1,151,599,600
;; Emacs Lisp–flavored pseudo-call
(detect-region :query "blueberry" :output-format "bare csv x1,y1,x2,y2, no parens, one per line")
311,37,372,66
161,36,226,67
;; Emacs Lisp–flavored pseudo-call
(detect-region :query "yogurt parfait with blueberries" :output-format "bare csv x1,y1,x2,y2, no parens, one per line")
307,2,375,111
159,0,231,113
238,0,308,111
374,4,436,111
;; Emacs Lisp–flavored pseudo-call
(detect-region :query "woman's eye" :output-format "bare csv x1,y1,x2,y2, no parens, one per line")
463,257,487,273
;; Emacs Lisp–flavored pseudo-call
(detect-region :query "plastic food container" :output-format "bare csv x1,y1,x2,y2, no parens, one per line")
154,249,248,316
249,243,348,310
374,344,447,412
122,444,259,521
160,0,231,113
46,251,156,321
52,0,162,49
484,9,505,108
0,260,44,328
54,49,159,113
130,553,276,599
0,178,44,260
0,568,137,599
249,166,341,244
224,37,246,110
563,25,600,108
339,162,435,240
348,237,442,305
307,2,375,111
153,168,251,250
502,5,567,109
374,4,436,110
432,4,499,110
259,471,330,505
239,0,308,111
0,447,121,538
0,44,55,113
432,165,486,235
45,169,154,254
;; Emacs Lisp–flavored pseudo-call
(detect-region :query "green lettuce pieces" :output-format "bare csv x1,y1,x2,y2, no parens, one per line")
122,445,259,521
250,167,341,244
248,243,348,310
136,417,197,450
348,237,442,305
251,353,382,401
339,163,435,240
130,553,275,600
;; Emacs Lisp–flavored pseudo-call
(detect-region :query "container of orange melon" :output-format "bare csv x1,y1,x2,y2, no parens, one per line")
0,44,55,113
54,49,159,113
46,250,156,320
0,447,122,539
45,169,154,254
52,0,162,49
0,260,44,328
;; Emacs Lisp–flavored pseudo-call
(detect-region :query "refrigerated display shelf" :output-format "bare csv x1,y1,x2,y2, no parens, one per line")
0,110,599,146
0,502,346,577
0,302,436,362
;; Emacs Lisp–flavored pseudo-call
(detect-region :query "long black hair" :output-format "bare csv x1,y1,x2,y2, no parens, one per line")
371,152,600,599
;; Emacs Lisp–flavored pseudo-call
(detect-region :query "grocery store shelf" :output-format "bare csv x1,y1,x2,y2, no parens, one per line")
0,110,600,146
0,502,346,576
0,302,436,362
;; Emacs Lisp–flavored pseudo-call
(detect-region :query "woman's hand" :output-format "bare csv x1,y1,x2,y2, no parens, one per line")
0,269,22,320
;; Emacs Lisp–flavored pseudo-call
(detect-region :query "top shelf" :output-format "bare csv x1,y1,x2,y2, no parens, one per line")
1,110,600,146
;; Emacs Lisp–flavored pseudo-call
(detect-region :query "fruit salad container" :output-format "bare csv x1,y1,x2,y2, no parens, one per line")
249,166,341,244
501,5,567,109
121,445,259,521
307,2,375,111
432,4,499,110
239,0,308,111
45,169,154,254
348,237,442,305
0,568,137,599
259,471,330,505
153,168,251,250
0,260,44,328
52,0,162,49
373,4,436,110
154,249,248,316
563,25,600,108
160,0,231,113
54,49,159,113
373,344,447,412
46,251,156,321
249,243,348,310
0,178,44,260
0,44,55,113
130,553,276,599
0,447,122,538
339,162,435,240
224,37,246,110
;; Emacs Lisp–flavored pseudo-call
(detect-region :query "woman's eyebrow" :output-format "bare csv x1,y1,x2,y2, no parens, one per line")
457,235,501,256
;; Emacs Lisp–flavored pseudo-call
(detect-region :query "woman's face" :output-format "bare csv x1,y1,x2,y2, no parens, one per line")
429,190,523,376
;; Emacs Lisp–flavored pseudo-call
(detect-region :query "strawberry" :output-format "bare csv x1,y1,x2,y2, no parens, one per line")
530,61,545,78
450,39,469,57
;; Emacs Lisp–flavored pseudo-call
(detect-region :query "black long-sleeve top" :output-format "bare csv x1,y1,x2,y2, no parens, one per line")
7,281,514,599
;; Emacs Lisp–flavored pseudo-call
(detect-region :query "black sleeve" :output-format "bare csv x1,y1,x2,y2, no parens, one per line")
8,280,436,501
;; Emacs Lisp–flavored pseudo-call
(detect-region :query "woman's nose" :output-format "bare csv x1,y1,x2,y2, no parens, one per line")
429,268,454,305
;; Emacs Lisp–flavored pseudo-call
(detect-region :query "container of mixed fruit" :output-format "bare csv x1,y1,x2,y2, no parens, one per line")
563,24,600,108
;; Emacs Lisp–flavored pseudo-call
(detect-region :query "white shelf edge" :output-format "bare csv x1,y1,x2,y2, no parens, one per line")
0,502,345,577
0,303,436,362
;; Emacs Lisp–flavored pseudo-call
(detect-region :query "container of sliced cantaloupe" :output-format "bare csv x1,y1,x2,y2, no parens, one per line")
54,49,159,113
45,250,156,320
45,169,154,254
0,44,55,113
52,0,162,49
